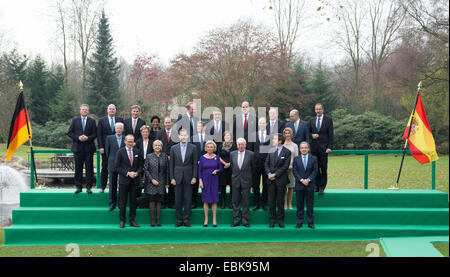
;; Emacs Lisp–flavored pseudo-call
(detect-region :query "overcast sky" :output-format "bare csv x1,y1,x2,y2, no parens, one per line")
0,0,343,67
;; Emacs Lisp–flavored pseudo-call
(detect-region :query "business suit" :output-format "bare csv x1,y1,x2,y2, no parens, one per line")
169,143,198,224
266,120,286,135
105,134,125,208
309,115,333,191
175,113,199,139
124,117,146,142
293,154,318,225
264,146,291,225
156,128,178,208
97,116,124,190
115,146,143,223
285,120,309,146
233,114,257,148
67,116,97,190
207,119,229,148
252,131,270,210
230,150,255,226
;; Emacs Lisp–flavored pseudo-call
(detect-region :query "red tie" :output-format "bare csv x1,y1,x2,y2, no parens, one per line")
167,130,170,142
244,114,248,130
128,149,133,165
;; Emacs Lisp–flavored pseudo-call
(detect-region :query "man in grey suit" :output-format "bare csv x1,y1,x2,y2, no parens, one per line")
169,129,198,227
285,109,309,146
105,122,125,211
230,138,255,227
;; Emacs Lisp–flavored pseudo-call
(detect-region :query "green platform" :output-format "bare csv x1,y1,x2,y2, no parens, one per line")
4,189,449,246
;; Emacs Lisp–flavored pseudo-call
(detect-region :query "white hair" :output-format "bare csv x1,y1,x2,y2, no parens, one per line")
237,137,247,144
115,122,124,129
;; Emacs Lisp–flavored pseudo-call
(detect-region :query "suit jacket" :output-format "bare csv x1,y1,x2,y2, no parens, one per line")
264,146,291,186
144,152,170,195
97,116,124,150
309,115,334,153
124,117,146,141
169,143,199,184
233,113,257,146
230,150,255,188
156,128,178,156
105,134,125,172
292,154,318,191
266,120,286,135
253,131,271,168
67,116,97,153
207,120,230,141
135,137,154,159
190,133,213,157
115,146,143,185
286,120,309,145
175,113,199,138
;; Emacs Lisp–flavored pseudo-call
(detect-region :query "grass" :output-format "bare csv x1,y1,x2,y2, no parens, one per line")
433,242,449,257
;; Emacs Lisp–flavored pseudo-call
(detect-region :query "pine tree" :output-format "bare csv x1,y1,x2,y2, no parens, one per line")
25,56,50,125
305,62,339,115
86,11,120,117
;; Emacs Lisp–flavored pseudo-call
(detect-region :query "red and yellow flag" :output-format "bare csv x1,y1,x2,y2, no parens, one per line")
403,92,438,164
6,92,32,161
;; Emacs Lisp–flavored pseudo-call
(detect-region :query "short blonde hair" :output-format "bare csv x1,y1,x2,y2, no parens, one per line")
204,140,217,152
153,140,163,147
283,127,293,136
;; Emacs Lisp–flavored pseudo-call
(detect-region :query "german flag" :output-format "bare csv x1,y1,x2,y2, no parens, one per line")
403,91,439,164
6,91,32,161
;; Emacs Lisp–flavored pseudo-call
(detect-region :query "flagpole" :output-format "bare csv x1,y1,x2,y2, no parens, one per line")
390,81,422,190
19,81,40,189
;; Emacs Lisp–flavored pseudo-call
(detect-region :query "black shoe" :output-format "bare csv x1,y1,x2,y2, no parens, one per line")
319,189,324,195
151,222,155,227
109,206,115,211
279,223,285,228
203,224,208,227
87,188,93,194
175,222,183,227
243,223,250,228
119,221,125,228
184,222,191,227
157,223,161,227
130,221,140,227
213,224,217,228
75,188,82,194
315,188,319,192
252,206,260,211
269,223,275,228
191,205,197,209
296,224,303,229
231,223,240,227
308,223,315,229
100,188,105,193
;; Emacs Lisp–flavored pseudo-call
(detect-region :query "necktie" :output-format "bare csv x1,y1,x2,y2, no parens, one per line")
82,117,86,132
200,135,204,149
128,148,133,165
303,155,307,170
166,130,170,142
316,117,321,132
110,117,114,132
244,114,248,130
238,151,243,169
132,119,136,133
189,116,194,129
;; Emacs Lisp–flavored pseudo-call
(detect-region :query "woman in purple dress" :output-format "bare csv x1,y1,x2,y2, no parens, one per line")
198,141,222,227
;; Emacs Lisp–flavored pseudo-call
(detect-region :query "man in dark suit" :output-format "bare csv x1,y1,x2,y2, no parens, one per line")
286,109,309,146
252,117,270,211
293,141,318,229
105,122,125,211
67,104,97,194
97,104,123,193
124,105,146,142
230,138,255,227
157,117,177,209
170,129,198,227
233,101,257,149
207,109,229,148
308,103,333,195
115,134,143,228
267,108,286,135
265,133,291,228
175,102,199,139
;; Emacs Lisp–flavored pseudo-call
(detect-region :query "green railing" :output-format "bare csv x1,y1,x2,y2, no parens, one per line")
29,149,101,189
330,150,436,190
28,149,436,190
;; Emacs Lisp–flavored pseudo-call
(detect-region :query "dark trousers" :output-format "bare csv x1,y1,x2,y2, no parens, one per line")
268,181,286,224
231,184,251,225
164,185,175,208
108,169,119,208
74,151,94,189
252,165,268,208
100,153,108,190
175,180,192,223
311,151,328,190
296,187,315,225
191,181,199,208
119,180,138,223
219,169,232,207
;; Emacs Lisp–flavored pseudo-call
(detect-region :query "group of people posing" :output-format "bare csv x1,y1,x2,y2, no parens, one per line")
67,101,334,229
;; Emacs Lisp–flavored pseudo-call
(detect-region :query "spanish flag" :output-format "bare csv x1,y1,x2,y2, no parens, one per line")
6,91,32,161
403,91,439,164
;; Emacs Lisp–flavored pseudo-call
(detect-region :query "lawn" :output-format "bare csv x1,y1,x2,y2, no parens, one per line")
433,242,449,257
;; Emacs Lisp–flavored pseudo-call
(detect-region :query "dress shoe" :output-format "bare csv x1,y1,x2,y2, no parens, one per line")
252,206,260,211
109,206,115,211
184,222,191,227
157,223,162,227
221,202,226,209
151,222,155,227
279,223,285,228
99,188,105,193
319,189,324,195
308,223,315,229
243,223,250,228
231,223,240,227
269,223,275,228
213,224,217,228
175,222,183,227
87,188,93,194
203,224,208,227
130,221,140,227
296,224,303,228
262,206,268,211
119,222,125,228
74,188,82,194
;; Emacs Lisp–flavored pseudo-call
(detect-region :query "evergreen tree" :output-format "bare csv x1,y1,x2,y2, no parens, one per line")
86,11,120,117
25,56,50,125
305,62,339,116
46,65,66,108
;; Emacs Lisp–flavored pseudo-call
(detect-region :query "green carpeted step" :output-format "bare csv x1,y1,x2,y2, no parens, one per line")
11,207,449,226
380,236,449,257
4,224,448,246
19,189,450,208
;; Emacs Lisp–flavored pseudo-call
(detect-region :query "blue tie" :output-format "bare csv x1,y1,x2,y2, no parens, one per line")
82,117,86,132
110,118,115,132
303,155,307,170
316,117,321,132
